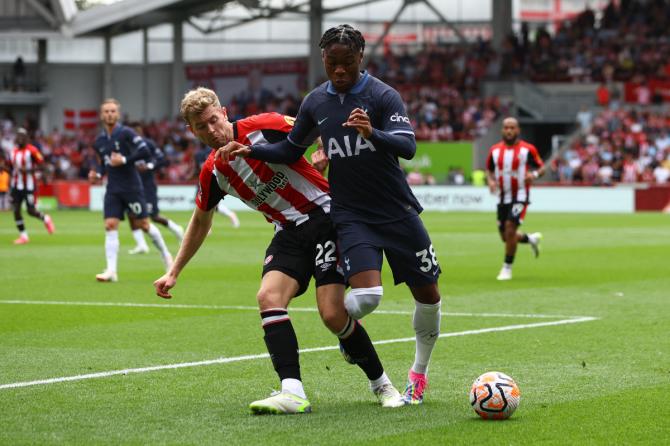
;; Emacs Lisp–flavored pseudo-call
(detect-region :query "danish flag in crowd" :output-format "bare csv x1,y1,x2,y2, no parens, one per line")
63,109,98,130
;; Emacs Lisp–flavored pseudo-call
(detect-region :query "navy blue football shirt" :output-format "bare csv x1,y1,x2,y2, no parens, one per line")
262,71,423,224
93,123,149,193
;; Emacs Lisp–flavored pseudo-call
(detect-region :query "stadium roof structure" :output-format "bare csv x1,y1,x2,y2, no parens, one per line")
65,0,235,37
0,0,78,37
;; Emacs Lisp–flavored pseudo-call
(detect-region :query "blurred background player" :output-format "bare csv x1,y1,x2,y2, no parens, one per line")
194,137,240,229
126,124,184,255
89,98,172,282
154,87,404,414
0,152,9,210
5,127,54,244
220,24,442,406
486,117,545,281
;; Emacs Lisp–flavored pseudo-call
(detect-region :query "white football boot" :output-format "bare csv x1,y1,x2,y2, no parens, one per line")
373,383,405,408
95,270,118,282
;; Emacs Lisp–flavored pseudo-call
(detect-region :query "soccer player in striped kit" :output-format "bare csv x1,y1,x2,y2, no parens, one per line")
153,87,404,414
486,117,545,281
219,25,443,406
6,127,55,244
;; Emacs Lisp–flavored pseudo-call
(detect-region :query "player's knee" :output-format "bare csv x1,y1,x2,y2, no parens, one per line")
344,286,383,320
256,287,286,311
104,221,118,231
318,304,347,334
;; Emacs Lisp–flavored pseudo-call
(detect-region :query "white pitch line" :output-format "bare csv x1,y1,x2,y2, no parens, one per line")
0,300,581,319
0,316,597,391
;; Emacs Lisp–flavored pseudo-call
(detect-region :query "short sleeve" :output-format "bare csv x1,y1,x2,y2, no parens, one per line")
486,148,495,172
195,155,225,211
379,88,414,137
528,145,544,169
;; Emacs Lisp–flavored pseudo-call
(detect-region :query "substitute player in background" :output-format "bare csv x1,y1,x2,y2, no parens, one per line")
219,24,442,405
5,127,55,244
486,117,545,281
89,99,172,282
154,87,404,414
127,124,184,255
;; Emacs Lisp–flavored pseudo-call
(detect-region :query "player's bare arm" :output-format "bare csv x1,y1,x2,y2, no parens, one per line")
486,170,498,194
343,107,372,138
215,141,251,163
524,165,546,182
153,207,214,299
87,169,102,184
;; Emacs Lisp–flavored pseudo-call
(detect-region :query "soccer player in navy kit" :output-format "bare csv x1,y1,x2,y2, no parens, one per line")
89,98,173,282
127,125,184,255
219,25,442,405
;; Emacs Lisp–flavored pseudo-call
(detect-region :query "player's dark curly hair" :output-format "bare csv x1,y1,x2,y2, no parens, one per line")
319,24,365,53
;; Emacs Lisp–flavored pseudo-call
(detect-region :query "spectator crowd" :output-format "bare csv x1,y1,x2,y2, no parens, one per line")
2,0,670,186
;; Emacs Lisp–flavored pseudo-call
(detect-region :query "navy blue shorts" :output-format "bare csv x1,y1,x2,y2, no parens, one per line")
142,181,159,216
103,189,148,220
335,215,441,286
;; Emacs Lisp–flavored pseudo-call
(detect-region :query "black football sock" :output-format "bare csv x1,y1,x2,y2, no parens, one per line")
261,309,301,381
15,218,25,232
504,255,515,265
519,233,529,243
338,318,384,381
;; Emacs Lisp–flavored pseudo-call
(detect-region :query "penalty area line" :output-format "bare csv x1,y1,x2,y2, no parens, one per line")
0,299,583,319
0,316,598,391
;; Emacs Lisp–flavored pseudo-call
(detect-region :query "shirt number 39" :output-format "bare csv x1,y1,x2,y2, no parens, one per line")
415,244,438,273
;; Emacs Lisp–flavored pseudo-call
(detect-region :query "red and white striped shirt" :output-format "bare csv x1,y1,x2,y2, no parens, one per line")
10,144,43,191
487,140,544,204
196,113,330,229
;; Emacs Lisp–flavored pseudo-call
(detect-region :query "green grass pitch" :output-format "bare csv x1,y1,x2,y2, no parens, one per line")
0,209,668,444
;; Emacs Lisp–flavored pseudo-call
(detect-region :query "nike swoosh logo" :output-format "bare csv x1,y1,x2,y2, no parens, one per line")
318,117,328,125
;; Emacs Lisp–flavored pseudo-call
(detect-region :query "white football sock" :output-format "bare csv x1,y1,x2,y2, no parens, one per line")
412,300,441,375
369,371,391,391
105,230,119,273
166,220,184,240
281,378,307,399
147,223,171,260
132,229,149,250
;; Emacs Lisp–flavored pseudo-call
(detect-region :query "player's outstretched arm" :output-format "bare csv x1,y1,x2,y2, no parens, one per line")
249,139,305,164
215,141,251,163
154,207,214,299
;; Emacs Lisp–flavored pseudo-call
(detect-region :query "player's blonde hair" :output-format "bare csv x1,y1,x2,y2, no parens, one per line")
100,97,121,110
180,87,221,125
